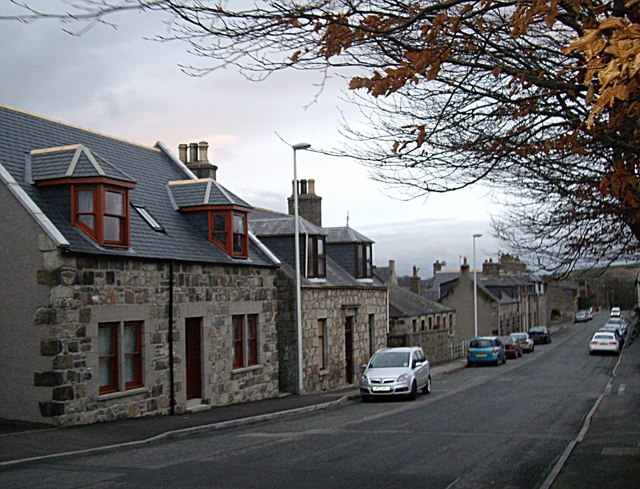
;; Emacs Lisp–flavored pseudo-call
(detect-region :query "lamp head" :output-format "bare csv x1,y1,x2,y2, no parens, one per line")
473,234,483,238
292,143,311,150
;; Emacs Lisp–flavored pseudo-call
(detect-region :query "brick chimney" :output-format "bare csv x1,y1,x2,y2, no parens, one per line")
460,257,470,280
410,265,421,295
433,260,442,276
179,141,218,180
288,178,322,227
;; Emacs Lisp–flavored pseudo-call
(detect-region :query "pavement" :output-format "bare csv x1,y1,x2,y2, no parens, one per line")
1,320,637,489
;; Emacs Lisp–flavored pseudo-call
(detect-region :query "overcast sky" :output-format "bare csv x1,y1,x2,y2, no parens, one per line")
1,1,506,277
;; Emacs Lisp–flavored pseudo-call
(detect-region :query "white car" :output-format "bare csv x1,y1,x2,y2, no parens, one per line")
610,306,621,318
511,332,535,353
589,332,620,355
360,347,431,401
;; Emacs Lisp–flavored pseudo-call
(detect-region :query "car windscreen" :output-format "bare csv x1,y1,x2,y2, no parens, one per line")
529,328,544,333
369,351,410,368
470,339,494,348
512,334,526,341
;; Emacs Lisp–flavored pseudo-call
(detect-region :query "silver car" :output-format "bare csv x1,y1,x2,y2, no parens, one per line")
359,347,431,401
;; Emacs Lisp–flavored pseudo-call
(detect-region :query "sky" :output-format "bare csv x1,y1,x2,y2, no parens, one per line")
0,1,506,278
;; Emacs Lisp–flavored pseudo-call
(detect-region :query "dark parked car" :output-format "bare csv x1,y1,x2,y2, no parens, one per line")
499,335,522,359
528,326,551,344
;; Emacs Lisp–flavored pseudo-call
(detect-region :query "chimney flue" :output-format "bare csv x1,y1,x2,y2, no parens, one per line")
178,144,188,163
198,141,209,162
189,142,198,163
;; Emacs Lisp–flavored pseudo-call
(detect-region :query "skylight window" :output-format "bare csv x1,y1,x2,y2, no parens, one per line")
133,205,164,232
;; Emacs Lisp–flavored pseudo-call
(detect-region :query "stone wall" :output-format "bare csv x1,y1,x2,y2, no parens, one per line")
387,329,456,364
33,251,279,426
276,274,388,393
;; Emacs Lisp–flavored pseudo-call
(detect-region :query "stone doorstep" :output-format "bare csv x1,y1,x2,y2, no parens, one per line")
186,398,211,413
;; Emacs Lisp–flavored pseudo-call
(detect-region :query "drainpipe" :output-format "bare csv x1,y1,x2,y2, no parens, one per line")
168,260,175,416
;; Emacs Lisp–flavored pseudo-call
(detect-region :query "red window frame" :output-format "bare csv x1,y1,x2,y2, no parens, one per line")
232,315,244,369
71,183,130,248
306,235,326,278
99,321,143,395
232,314,259,369
247,314,258,366
209,209,249,258
99,322,119,394
356,243,373,278
123,321,143,390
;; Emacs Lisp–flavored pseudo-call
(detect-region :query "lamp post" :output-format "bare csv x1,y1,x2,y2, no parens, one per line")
292,142,311,395
473,233,482,338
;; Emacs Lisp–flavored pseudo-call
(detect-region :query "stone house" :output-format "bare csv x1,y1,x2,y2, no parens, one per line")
0,105,281,426
436,256,546,341
374,260,457,364
249,180,388,393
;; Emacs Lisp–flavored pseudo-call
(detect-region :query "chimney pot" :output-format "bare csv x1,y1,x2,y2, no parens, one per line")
189,142,198,163
198,141,209,163
308,179,316,195
178,144,188,163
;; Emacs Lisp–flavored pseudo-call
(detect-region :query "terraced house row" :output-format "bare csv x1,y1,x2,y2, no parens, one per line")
0,105,387,426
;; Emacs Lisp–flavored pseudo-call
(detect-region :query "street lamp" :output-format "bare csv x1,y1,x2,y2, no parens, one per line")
473,233,482,338
292,142,311,395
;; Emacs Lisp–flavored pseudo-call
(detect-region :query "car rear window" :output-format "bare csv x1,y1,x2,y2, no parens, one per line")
470,339,494,348
593,334,614,340
512,334,526,341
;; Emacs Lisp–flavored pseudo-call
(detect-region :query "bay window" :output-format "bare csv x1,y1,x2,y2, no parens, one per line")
356,243,373,279
210,210,249,258
72,183,130,247
306,235,326,278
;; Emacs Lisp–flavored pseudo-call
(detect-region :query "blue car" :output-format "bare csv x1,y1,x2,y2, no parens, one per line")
467,336,506,366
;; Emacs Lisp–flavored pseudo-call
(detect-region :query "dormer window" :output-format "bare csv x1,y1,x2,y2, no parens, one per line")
210,210,249,258
306,235,326,278
72,184,130,247
356,243,373,279
30,144,136,249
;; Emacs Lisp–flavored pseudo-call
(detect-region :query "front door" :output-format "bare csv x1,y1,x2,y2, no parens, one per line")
344,316,354,384
185,317,203,400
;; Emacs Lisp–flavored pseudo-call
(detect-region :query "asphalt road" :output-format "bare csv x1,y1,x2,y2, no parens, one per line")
0,315,619,489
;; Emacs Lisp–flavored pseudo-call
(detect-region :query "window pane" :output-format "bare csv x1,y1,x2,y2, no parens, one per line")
233,214,245,233
214,214,226,231
99,326,114,355
124,324,138,353
104,216,121,242
233,233,243,253
124,356,137,383
105,190,124,215
78,189,93,212
79,214,95,230
99,358,114,387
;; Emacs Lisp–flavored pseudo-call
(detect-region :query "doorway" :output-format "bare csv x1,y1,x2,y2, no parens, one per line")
185,317,203,400
344,316,354,384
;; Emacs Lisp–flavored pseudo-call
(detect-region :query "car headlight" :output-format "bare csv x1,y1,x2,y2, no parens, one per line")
360,375,369,384
396,374,409,383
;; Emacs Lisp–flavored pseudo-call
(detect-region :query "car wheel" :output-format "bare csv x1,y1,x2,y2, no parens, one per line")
408,380,417,401
361,395,370,403
422,376,432,395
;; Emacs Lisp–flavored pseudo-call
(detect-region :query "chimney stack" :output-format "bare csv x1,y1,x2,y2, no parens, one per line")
180,141,218,180
433,260,442,276
388,260,398,285
288,177,322,227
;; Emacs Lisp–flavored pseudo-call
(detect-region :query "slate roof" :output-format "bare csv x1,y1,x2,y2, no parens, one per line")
0,105,277,267
249,208,385,288
250,208,326,236
324,226,373,244
387,282,453,318
167,178,251,209
29,144,135,184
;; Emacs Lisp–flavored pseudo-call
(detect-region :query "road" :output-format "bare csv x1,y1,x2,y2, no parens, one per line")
0,315,619,489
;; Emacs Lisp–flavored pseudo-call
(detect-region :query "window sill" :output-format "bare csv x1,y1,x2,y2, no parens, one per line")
98,387,147,401
357,278,373,284
319,369,329,377
307,278,326,284
232,364,263,374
